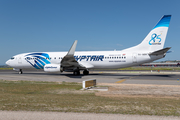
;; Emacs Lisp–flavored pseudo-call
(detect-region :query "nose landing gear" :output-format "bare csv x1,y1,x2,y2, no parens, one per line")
18,69,23,74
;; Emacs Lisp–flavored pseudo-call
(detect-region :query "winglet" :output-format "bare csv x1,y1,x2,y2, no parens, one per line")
67,40,78,56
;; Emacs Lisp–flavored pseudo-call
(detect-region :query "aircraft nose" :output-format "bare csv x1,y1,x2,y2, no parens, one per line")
6,60,10,66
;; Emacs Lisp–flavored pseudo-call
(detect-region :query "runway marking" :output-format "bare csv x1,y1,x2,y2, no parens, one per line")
115,76,138,83
116,79,126,83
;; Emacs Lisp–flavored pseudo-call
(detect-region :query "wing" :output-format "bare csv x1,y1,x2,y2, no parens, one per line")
61,40,93,70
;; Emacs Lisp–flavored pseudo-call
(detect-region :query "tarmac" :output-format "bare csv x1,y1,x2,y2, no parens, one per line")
0,70,180,85
1,111,180,120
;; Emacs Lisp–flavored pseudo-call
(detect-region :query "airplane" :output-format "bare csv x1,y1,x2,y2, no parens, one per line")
6,15,171,75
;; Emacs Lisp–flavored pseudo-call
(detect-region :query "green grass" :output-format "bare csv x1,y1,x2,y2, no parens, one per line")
0,80,180,116
0,68,13,70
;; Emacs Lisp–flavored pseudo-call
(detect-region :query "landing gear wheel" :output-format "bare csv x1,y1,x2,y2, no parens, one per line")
19,69,23,74
60,67,63,72
73,71,80,75
83,70,89,75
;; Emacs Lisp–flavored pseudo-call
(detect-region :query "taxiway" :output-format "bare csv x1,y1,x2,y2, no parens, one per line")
1,70,180,85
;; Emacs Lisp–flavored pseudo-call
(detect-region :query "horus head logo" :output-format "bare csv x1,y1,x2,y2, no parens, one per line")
25,53,51,69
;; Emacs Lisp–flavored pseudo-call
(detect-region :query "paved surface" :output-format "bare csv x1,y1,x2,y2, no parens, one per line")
1,111,180,120
0,70,180,85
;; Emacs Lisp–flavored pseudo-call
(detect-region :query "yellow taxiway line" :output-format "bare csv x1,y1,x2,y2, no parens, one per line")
115,79,126,83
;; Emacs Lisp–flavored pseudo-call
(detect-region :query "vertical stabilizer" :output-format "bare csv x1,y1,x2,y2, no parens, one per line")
124,15,171,52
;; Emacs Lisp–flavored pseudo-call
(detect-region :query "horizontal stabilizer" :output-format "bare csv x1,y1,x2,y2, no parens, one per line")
166,50,172,53
149,47,171,55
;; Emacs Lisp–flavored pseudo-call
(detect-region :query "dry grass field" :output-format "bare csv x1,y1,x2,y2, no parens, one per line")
0,80,180,116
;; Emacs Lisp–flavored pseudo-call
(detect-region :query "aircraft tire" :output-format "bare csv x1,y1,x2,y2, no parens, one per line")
83,70,89,75
19,69,23,74
73,71,80,75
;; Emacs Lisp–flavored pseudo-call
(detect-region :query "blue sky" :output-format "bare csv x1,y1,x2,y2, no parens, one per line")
0,0,180,65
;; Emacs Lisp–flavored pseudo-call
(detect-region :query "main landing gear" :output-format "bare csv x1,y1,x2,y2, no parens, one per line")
73,70,89,75
73,71,80,75
83,70,89,75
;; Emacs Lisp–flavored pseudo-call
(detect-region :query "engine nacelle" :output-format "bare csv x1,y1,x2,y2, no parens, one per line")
13,68,20,72
44,64,60,72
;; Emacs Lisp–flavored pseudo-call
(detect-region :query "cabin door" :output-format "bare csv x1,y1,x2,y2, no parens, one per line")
18,57,22,64
132,53,137,63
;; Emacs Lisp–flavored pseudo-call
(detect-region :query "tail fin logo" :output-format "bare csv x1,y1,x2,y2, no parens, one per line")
149,33,161,45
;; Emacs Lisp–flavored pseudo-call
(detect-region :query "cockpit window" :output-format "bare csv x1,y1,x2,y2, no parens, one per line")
10,57,15,60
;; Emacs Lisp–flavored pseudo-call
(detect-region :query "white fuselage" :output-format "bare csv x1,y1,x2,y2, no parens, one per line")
6,50,164,70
